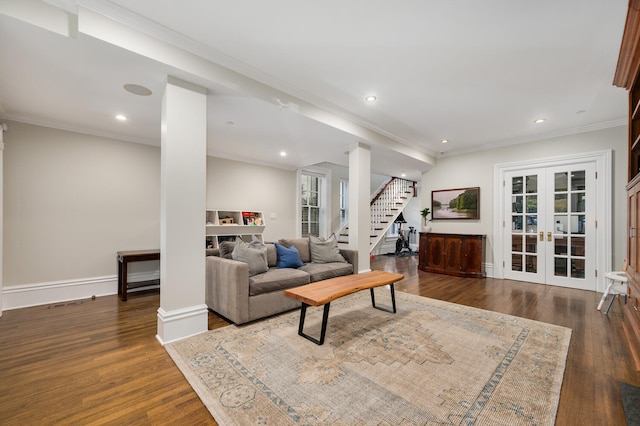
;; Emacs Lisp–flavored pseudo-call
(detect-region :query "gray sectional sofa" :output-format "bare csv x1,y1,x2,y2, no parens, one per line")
205,237,358,324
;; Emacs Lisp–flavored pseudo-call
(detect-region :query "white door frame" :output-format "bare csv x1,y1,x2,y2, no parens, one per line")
493,150,611,292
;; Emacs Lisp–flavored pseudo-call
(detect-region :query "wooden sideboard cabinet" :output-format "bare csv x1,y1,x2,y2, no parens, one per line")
418,232,486,278
614,1,640,372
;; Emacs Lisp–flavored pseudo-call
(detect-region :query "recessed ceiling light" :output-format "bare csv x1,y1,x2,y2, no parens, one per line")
365,95,377,102
280,151,287,157
534,118,546,124
115,114,127,121
441,139,449,144
401,173,406,177
123,84,152,96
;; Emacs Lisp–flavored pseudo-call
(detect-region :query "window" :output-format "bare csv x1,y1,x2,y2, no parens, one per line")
301,173,321,237
339,179,348,228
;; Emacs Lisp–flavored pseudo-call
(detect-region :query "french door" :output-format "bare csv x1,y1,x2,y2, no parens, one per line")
504,163,596,290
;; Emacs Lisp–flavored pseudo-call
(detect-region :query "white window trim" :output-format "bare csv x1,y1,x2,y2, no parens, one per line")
296,167,332,238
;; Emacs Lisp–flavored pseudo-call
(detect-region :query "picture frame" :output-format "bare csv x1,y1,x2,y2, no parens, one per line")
431,187,480,220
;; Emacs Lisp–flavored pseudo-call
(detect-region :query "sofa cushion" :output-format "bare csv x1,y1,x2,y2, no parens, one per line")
231,238,268,276
275,243,305,268
266,243,277,268
309,234,347,264
298,262,354,282
218,241,235,259
249,268,310,296
278,238,310,263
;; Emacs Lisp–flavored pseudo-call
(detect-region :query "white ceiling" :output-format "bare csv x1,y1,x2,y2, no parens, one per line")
0,0,630,182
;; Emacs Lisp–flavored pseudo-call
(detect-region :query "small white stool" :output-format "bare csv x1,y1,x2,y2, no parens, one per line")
597,271,628,314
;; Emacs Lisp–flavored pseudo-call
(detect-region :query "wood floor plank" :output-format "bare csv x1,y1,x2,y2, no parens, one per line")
1,257,639,425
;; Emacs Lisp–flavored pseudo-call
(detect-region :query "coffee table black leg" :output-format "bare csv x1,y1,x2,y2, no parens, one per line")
298,302,331,345
370,284,397,313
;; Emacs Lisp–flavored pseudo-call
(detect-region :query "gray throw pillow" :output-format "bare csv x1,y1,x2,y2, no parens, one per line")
231,237,268,276
309,234,346,264
218,241,236,259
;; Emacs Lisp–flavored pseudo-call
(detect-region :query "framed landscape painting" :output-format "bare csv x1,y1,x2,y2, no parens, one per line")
432,187,480,220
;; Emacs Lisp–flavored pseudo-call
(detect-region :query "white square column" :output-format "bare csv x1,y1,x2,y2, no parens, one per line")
157,77,208,345
0,124,5,316
348,142,371,273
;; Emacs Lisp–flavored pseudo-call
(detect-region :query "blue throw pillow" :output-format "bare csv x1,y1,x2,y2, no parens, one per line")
275,243,305,268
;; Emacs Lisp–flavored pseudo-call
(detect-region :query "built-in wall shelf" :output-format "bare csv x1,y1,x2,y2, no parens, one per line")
205,209,265,248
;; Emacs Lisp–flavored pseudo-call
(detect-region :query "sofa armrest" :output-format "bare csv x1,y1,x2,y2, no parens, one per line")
205,256,250,324
339,249,359,273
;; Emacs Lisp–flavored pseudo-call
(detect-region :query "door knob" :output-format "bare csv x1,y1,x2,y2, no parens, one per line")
547,232,552,241
539,231,544,241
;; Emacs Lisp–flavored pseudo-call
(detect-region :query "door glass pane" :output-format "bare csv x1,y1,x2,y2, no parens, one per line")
555,258,568,277
571,215,585,234
526,195,537,213
512,234,523,252
526,235,537,253
555,172,568,192
571,259,585,279
555,237,568,255
525,255,537,273
512,195,523,213
526,175,537,193
571,193,586,213
571,171,585,191
571,237,585,256
526,215,537,233
512,254,523,271
555,194,567,213
512,216,523,232
554,215,567,234
512,176,523,194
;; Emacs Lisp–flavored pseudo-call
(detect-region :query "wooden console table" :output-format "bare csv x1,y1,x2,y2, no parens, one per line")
418,233,486,278
117,249,160,301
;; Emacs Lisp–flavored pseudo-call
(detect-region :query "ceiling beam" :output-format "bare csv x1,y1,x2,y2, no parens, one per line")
75,4,436,169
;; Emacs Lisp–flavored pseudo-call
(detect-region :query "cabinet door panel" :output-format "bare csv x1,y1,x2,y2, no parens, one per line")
464,237,484,273
428,236,445,270
445,237,463,271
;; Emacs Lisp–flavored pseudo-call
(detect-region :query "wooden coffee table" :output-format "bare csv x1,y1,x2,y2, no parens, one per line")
284,270,404,345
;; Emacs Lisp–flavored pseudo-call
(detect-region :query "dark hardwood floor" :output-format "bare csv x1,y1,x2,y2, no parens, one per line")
0,255,638,425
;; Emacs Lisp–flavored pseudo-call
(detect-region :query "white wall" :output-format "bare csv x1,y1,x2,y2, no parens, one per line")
2,121,300,309
4,121,161,287
422,125,628,268
206,156,297,242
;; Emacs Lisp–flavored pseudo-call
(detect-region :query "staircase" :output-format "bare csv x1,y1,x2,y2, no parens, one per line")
337,177,416,252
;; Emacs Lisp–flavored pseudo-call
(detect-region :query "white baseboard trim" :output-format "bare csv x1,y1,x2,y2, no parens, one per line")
485,262,495,278
2,271,160,311
156,304,209,345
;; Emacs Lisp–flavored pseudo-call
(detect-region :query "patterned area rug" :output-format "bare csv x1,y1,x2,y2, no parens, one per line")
166,291,571,425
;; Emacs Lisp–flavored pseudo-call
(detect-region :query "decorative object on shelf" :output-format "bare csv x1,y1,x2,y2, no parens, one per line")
432,187,480,220
420,207,431,231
